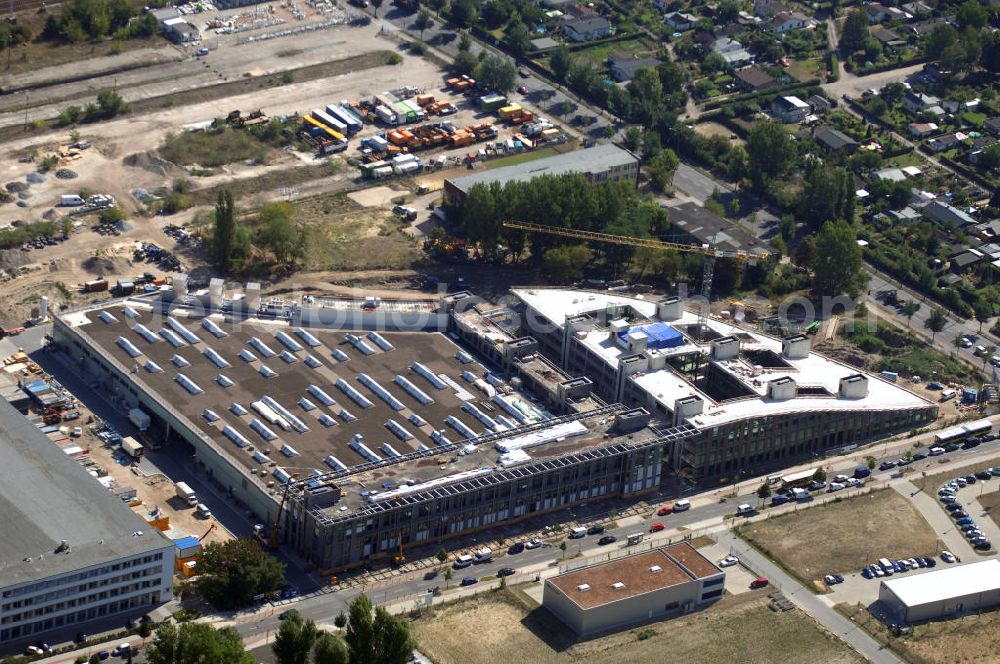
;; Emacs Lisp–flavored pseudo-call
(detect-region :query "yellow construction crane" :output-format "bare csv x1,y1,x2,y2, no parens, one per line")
501,220,773,328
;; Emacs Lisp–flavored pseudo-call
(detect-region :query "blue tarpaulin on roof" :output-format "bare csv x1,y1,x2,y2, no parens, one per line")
617,322,684,350
174,536,201,550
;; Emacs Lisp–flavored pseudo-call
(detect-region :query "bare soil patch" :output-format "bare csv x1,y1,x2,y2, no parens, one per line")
694,121,743,144
412,590,861,664
738,489,940,582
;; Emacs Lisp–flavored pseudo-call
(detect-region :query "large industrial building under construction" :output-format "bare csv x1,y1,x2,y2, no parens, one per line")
51,281,937,570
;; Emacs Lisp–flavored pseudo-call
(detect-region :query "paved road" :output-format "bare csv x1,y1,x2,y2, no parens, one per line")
715,530,906,664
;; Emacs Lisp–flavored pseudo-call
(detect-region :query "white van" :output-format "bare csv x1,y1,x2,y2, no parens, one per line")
569,526,588,539
878,558,893,571
940,389,957,402
928,446,945,456
474,547,493,563
453,554,474,569
673,499,691,512
196,503,213,519
736,504,753,516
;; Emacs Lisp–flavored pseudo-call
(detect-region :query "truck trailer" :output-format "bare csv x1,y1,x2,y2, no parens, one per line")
128,407,151,432
175,481,198,506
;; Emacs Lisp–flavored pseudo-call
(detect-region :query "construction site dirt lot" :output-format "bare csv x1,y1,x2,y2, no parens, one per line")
412,589,862,664
737,489,940,583
838,602,1000,664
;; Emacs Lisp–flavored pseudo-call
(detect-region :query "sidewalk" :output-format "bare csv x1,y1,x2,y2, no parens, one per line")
891,480,972,556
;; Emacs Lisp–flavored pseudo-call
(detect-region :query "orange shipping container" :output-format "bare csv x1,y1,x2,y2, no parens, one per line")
416,94,434,107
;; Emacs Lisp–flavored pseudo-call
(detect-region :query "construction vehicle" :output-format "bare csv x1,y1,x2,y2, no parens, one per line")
41,407,62,425
501,221,773,329
198,523,217,541
392,536,405,566
225,109,269,128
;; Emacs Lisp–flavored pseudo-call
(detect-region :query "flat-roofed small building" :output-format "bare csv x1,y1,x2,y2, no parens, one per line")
543,543,724,636
878,559,1000,623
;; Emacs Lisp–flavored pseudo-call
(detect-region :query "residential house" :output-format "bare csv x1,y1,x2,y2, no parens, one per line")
888,207,922,223
975,219,1000,241
664,11,698,32
871,26,905,47
808,95,832,112
908,122,938,138
926,132,963,153
902,92,943,115
608,53,662,82
813,126,859,153
866,3,890,23
969,136,998,165
733,66,776,92
713,37,754,68
984,117,1000,136
924,199,977,227
563,16,612,42
767,10,811,35
770,95,811,123
872,167,908,182
901,1,933,17
950,248,985,273
753,0,787,18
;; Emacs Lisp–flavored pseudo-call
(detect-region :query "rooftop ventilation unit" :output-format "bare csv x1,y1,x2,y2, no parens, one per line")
308,384,336,407
217,374,234,388
304,354,323,368
250,418,278,441
262,395,310,433
394,375,434,405
99,311,118,324
611,582,625,590
123,306,139,319
249,337,277,358
431,429,453,446
409,413,427,427
175,373,202,395
336,378,375,409
491,394,530,423
445,415,478,440
649,565,662,573
381,442,403,458
259,365,278,378
273,468,291,484
295,327,322,347
298,397,317,411
222,425,251,448
159,328,186,347
385,419,414,441
116,336,142,358
339,408,357,423
144,360,163,373
367,331,394,351
230,403,248,416
577,584,591,592
252,400,290,430
165,317,200,344
358,373,404,410
325,455,348,471
201,318,227,338
318,414,337,427
496,415,518,429
344,333,375,355
416,443,430,452
239,349,257,363
349,435,382,463
203,409,220,422
411,362,447,390
280,443,299,457
171,354,190,367
276,330,304,352
253,451,272,464
279,351,298,364
456,350,474,364
332,348,349,362
462,402,503,432
202,347,230,368
461,370,476,383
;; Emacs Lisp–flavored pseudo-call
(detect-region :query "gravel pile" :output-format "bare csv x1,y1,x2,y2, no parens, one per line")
55,169,78,179
5,182,28,193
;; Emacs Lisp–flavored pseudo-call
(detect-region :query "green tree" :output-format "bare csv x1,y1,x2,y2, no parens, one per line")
549,46,572,82
926,23,958,60
746,121,796,190
622,126,642,152
257,201,303,264
956,0,988,30
757,482,771,499
812,467,827,483
345,594,376,664
370,0,383,17
198,538,285,609
435,548,448,562
475,54,517,93
138,618,154,646
457,30,471,51
645,148,679,193
334,612,348,629
927,306,947,341
974,301,992,331
841,9,869,53
273,610,320,664
867,456,876,470
641,130,662,159
373,607,414,664
313,633,350,664
413,9,432,39
452,49,478,75
505,20,531,57
904,300,916,328
146,623,253,664
93,88,129,119
977,144,1000,171
450,0,478,27
798,166,855,229
543,244,592,282
213,189,237,273
811,220,864,298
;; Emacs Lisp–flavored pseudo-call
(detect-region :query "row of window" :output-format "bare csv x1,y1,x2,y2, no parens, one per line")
2,553,166,601
2,578,165,626
0,592,159,643
3,564,164,612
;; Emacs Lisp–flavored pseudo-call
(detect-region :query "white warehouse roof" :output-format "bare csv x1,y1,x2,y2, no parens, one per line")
882,560,1000,607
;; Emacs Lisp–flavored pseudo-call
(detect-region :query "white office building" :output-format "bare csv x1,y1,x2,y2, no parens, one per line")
0,399,173,648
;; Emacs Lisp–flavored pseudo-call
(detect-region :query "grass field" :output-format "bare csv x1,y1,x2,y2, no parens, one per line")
737,490,939,582
839,602,1000,664
412,590,861,664
160,127,276,168
294,193,421,270
575,37,654,66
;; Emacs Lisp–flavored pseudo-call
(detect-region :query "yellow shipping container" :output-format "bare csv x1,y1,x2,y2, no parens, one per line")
498,104,522,119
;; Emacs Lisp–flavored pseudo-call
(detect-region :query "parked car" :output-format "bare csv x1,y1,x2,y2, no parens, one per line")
525,539,542,550
945,502,963,511
650,522,665,533
508,542,525,555
879,461,897,470
587,524,605,535
423,569,439,580
975,471,993,480
718,555,739,568
657,505,673,516
973,540,992,550
497,567,515,577
956,517,975,526
824,574,844,585
750,577,770,589
951,511,969,519
460,576,478,586
598,535,617,546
